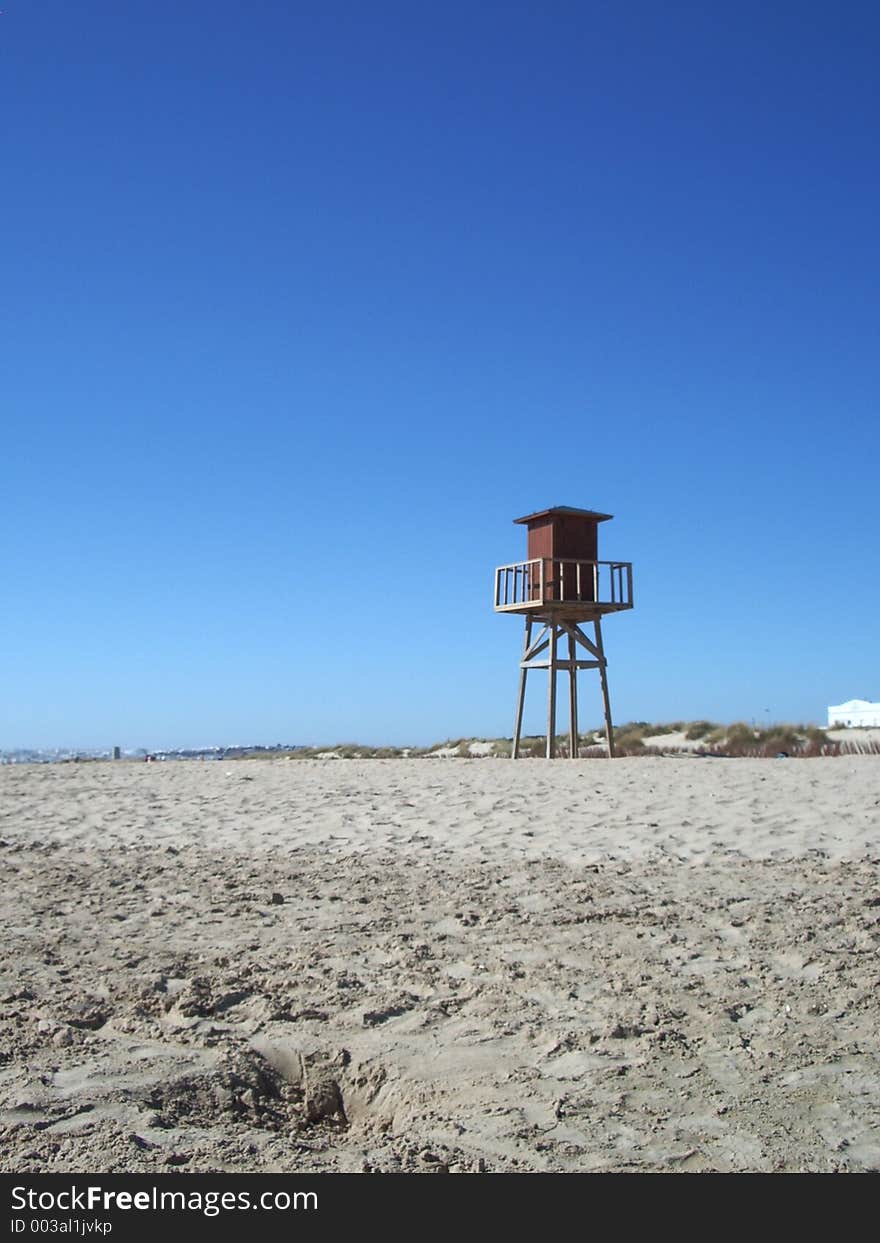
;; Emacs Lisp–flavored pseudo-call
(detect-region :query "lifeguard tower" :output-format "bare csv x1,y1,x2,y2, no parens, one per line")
493,506,633,758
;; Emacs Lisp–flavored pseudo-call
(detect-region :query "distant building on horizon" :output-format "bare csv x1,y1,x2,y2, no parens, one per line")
827,698,880,727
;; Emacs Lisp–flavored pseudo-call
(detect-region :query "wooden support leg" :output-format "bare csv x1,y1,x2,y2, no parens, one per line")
512,617,532,759
568,631,578,759
594,618,615,758
546,623,557,759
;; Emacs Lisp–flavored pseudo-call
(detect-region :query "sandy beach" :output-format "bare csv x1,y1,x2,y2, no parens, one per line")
1,756,878,1173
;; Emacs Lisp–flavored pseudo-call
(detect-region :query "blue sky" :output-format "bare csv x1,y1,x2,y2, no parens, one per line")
2,1,878,749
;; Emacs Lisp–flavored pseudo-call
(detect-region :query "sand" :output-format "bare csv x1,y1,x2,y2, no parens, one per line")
1,756,878,1173
640,727,880,753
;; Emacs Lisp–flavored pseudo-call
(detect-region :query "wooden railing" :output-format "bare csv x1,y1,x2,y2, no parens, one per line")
494,558,633,611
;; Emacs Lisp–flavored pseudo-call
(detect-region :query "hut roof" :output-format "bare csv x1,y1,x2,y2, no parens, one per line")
513,506,613,524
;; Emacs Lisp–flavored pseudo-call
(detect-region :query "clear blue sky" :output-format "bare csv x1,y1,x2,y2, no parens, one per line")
3,1,878,749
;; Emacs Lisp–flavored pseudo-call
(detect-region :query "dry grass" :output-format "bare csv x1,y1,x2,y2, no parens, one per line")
232,724,880,761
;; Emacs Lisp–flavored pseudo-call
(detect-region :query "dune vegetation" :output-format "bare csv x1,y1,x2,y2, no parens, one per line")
232,722,879,760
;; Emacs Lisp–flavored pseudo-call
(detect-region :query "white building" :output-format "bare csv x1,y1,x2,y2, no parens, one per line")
827,699,880,727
